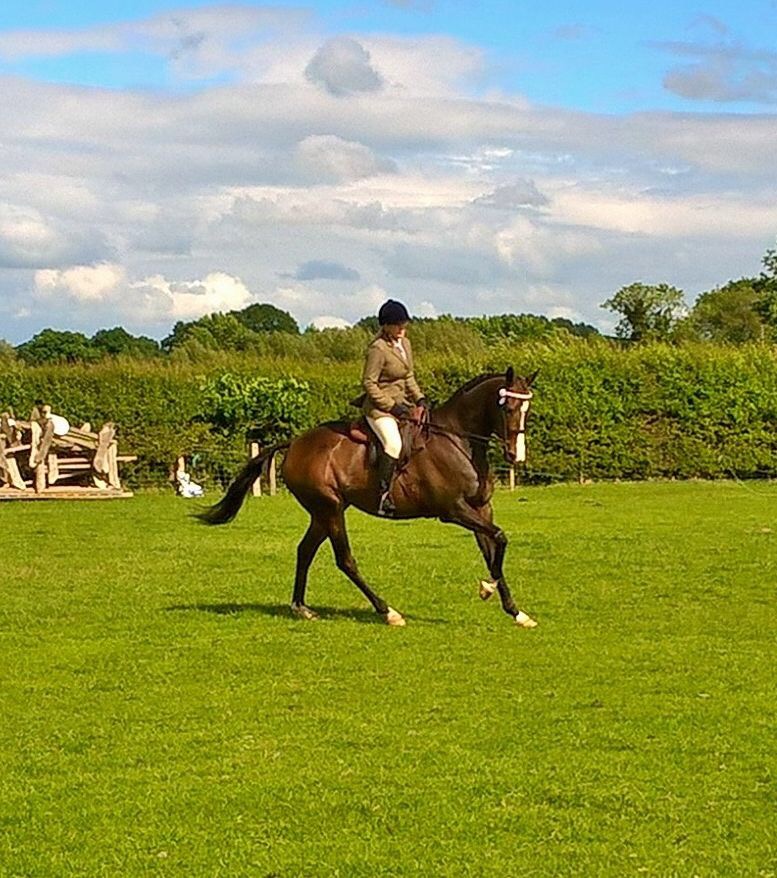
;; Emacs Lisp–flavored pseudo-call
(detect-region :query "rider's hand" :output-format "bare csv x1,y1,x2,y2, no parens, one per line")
390,403,410,418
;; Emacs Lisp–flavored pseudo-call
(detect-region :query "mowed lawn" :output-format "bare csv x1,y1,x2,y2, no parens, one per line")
1,482,775,877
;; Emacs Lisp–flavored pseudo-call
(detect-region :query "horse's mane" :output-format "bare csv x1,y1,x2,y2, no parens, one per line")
447,372,502,401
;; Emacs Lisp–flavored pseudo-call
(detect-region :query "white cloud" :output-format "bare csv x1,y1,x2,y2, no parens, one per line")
0,200,112,269
31,265,252,324
656,40,777,104
305,37,384,96
311,315,352,329
134,272,253,320
291,260,360,281
0,6,309,68
415,300,439,318
269,282,388,328
365,35,485,96
0,7,776,344
472,180,549,209
550,186,777,238
296,135,397,182
35,263,126,301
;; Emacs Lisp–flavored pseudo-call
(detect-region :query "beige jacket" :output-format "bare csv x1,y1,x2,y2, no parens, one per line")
361,334,424,419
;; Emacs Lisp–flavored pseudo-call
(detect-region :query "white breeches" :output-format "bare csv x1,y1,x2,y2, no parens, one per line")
367,415,402,460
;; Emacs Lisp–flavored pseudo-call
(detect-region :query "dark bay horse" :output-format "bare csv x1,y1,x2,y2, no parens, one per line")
198,367,538,628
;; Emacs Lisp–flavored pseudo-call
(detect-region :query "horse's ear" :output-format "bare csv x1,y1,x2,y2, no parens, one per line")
505,366,515,386
526,368,539,387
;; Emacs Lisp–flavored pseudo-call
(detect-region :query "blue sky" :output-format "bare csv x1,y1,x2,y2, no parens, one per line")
1,1,776,341
4,0,776,111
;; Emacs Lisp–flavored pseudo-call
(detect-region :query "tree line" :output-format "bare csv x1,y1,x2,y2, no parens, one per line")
3,240,776,366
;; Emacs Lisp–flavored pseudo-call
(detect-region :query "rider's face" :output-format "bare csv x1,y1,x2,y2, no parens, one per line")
384,322,408,340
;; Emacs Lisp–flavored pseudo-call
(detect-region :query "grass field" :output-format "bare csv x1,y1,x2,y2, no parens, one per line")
1,482,775,877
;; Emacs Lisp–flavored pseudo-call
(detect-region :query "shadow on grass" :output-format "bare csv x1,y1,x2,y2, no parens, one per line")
165,602,450,625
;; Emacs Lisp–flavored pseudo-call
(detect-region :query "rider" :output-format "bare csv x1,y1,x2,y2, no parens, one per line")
362,299,427,516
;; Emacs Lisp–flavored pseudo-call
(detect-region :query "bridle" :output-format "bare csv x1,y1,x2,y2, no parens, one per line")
402,386,533,458
497,388,533,462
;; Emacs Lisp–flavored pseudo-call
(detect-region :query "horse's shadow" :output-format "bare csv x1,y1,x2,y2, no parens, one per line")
165,602,449,625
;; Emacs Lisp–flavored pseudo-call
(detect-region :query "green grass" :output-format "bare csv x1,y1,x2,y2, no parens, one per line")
1,482,775,877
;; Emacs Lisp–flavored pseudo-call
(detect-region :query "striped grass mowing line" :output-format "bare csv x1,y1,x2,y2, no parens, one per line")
1,481,775,876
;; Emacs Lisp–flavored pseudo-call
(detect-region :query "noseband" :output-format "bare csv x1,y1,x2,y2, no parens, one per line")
497,388,533,405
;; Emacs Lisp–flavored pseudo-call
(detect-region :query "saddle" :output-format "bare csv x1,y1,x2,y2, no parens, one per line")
344,405,428,471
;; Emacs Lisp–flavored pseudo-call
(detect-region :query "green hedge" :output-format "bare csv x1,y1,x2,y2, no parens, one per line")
1,340,776,486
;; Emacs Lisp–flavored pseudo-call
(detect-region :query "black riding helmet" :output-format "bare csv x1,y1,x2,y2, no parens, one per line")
378,299,411,325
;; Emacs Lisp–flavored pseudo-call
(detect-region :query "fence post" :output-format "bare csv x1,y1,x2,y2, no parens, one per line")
508,466,515,491
250,442,262,497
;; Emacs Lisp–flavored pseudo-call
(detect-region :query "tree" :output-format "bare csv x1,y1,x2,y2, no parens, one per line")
753,240,777,336
231,303,299,335
162,303,299,353
355,315,379,334
162,313,258,352
464,313,558,343
688,279,765,343
550,316,600,338
16,329,100,365
0,339,16,364
92,327,160,358
601,282,686,342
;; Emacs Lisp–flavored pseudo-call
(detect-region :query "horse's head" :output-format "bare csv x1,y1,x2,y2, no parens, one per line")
497,366,537,465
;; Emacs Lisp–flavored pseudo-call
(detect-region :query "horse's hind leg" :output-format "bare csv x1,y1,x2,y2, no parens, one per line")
291,516,327,620
325,510,405,627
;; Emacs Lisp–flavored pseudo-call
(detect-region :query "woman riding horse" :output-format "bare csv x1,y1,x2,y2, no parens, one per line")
198,365,538,629
361,299,427,517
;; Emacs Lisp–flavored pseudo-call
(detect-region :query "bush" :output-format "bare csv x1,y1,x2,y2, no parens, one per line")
199,373,311,445
2,339,775,487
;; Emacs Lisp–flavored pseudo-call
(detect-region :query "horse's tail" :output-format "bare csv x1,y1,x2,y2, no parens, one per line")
195,443,289,525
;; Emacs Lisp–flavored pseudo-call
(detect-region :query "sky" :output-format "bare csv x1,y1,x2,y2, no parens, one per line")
1,1,776,343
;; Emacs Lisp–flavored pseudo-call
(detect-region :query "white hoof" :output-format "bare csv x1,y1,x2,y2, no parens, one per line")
479,579,497,601
291,604,319,621
514,610,538,629
384,607,406,627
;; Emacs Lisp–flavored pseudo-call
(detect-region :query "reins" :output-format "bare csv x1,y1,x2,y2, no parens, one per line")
398,384,534,454
398,415,507,453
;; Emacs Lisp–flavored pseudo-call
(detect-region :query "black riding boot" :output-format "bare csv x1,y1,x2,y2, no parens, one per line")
376,452,398,517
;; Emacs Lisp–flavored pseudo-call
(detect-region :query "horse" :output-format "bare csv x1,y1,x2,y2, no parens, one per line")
197,367,538,629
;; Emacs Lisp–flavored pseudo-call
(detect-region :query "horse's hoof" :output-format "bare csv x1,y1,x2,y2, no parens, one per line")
479,579,497,601
514,610,538,629
384,607,406,627
291,604,319,621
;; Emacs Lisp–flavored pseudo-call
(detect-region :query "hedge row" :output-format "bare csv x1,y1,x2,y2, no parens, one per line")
1,339,776,486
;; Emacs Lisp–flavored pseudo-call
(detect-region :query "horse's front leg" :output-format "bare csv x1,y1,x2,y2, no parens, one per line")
443,500,537,628
474,530,500,600
471,503,505,601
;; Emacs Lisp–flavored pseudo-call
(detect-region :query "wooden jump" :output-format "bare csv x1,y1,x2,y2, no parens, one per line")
0,406,136,500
